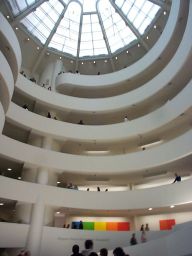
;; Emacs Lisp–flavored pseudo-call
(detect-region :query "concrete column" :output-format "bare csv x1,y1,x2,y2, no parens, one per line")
26,195,45,256
41,136,53,150
15,166,37,223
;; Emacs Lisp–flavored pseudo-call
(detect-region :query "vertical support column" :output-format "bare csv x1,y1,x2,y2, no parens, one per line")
26,194,45,256
26,136,56,255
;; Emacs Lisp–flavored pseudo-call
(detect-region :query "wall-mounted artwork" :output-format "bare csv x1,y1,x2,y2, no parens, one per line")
71,221,130,231
159,219,176,230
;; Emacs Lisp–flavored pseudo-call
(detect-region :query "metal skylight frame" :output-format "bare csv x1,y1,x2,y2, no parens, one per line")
5,0,165,62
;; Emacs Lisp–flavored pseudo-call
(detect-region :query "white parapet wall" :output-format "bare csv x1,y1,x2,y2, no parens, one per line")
0,221,191,256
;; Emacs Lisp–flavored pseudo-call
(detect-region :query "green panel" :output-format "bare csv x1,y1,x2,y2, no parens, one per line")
83,222,94,230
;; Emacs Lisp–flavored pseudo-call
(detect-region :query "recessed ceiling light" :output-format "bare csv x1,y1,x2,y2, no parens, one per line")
46,52,50,56
18,177,21,180
170,205,175,208
59,56,62,59
57,181,61,184
15,27,19,30
146,36,149,40
7,15,10,19
0,203,4,206
93,61,96,64
7,168,12,171
115,56,118,60
56,211,60,214
81,62,84,64
148,208,153,211
104,60,107,63
154,25,157,29
37,46,40,50
164,11,167,15
137,43,140,47
126,50,129,53
27,38,30,41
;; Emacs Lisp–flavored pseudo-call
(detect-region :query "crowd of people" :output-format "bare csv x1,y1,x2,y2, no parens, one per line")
71,240,130,256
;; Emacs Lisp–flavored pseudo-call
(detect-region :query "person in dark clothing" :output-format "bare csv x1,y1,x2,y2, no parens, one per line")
79,220,83,229
130,233,138,245
89,253,98,256
47,112,51,118
100,248,108,256
113,247,129,256
78,120,84,125
173,173,181,183
140,224,144,231
22,104,28,110
71,244,83,256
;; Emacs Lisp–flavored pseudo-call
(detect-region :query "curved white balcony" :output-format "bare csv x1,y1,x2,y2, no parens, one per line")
0,12,21,82
0,176,192,210
7,80,192,143
0,130,191,175
0,51,14,113
55,1,181,92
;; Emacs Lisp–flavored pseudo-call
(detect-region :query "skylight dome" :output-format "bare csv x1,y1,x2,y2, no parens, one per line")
7,0,162,59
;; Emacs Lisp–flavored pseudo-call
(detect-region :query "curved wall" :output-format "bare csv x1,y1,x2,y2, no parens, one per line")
0,51,14,112
0,12,21,82
0,176,192,210
7,80,192,143
0,130,191,174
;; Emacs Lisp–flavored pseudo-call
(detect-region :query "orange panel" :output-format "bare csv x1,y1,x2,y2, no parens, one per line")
106,222,118,231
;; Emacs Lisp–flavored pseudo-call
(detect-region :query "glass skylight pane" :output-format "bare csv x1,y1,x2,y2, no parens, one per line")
149,5,160,18
32,29,46,44
49,2,81,56
134,0,145,9
7,0,36,16
122,1,132,15
98,0,136,53
17,0,27,11
83,24,91,32
128,6,138,22
142,1,153,13
138,17,151,33
27,0,35,5
81,0,97,12
21,0,64,43
115,0,124,8
119,0,160,35
49,41,63,51
92,31,103,40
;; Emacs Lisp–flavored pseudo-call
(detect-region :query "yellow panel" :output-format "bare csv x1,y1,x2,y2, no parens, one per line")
94,222,106,231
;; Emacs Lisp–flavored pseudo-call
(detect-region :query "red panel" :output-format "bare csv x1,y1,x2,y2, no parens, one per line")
117,222,130,231
159,219,176,230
